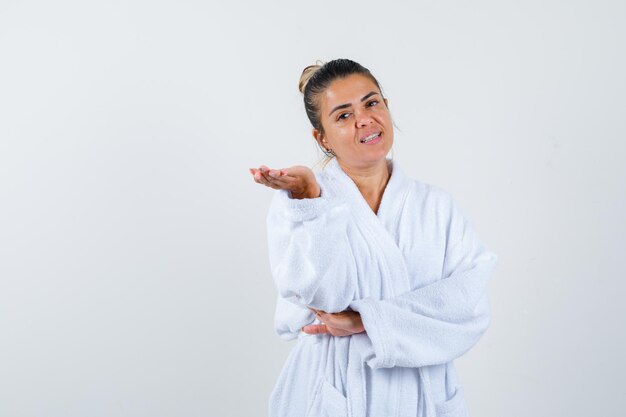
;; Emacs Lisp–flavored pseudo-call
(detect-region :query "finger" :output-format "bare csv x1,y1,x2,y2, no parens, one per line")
264,172,293,186
254,167,302,194
311,309,327,321
318,312,353,330
301,324,329,335
252,170,267,184
258,165,279,179
253,166,276,178
327,326,355,337
256,168,281,184
267,169,285,179
250,168,268,184
257,169,297,189
251,168,274,187
253,171,280,188
277,168,300,180
257,166,302,184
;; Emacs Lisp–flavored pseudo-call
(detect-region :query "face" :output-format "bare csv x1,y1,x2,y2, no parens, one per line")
313,73,393,169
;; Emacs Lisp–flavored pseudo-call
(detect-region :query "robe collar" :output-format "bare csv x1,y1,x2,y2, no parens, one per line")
321,157,412,229
321,156,414,296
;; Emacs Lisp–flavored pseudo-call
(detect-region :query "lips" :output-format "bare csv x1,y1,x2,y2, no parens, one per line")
360,131,382,143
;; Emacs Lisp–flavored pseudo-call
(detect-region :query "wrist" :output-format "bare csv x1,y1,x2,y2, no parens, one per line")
290,184,321,200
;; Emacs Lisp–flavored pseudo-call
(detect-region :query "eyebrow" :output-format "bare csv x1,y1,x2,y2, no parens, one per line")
328,91,379,117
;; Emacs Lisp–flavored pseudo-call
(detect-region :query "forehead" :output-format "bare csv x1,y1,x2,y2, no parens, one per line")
319,74,380,110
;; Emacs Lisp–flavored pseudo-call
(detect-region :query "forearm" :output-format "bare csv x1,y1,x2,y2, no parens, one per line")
350,253,496,368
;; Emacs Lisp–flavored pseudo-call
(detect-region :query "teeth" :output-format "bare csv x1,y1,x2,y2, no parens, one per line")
362,133,380,143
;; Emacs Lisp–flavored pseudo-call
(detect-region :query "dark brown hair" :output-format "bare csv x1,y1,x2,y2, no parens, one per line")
298,58,384,137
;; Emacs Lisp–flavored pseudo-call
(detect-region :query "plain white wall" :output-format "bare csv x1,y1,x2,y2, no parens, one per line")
1,1,624,416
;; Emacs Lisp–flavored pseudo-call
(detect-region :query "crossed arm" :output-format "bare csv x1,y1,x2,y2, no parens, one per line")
254,164,497,368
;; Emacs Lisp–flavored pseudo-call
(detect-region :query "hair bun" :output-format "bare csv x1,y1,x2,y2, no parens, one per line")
298,60,325,94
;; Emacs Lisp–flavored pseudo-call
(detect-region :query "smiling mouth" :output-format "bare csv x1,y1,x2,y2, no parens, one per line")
360,132,381,143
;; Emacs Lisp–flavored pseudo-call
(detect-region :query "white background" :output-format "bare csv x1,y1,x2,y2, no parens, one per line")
1,1,624,416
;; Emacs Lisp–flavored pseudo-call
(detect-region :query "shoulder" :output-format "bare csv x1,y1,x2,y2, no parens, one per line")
389,161,451,202
402,178,476,236
312,164,334,185
406,177,458,211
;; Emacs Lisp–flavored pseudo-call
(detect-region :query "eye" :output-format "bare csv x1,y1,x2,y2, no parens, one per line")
367,100,379,107
337,112,350,121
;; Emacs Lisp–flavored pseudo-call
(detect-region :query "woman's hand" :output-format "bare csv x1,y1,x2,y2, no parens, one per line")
249,165,321,199
302,308,365,337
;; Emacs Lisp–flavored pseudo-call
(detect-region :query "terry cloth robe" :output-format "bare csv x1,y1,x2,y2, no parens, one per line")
266,157,498,417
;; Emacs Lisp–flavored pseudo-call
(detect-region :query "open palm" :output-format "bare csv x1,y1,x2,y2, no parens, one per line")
249,165,321,199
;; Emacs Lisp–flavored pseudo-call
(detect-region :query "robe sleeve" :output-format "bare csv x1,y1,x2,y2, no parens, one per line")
348,192,498,368
273,294,313,340
266,185,358,314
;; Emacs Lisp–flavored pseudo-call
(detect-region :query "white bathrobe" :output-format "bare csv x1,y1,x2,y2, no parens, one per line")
266,157,498,417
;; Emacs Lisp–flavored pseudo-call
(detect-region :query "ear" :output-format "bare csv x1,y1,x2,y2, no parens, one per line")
312,128,325,147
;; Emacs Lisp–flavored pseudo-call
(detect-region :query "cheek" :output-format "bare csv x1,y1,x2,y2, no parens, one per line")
378,111,393,127
334,126,355,140
376,108,391,118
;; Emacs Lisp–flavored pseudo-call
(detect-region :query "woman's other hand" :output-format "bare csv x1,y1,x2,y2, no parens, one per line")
249,165,321,199
302,308,365,337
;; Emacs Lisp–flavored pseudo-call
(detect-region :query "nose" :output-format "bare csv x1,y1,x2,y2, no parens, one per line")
355,109,374,127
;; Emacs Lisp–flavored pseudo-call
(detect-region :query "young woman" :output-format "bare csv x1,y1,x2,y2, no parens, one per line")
250,59,498,417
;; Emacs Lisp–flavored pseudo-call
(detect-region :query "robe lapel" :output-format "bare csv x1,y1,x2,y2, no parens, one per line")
322,158,413,296
322,158,435,417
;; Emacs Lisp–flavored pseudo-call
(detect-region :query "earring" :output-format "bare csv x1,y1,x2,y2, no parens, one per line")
318,141,335,157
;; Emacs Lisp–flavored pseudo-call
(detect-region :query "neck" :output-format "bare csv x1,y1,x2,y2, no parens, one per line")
337,158,391,203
